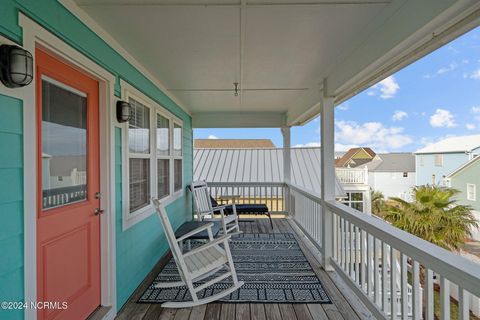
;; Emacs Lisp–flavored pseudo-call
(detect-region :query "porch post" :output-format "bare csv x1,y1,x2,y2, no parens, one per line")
281,126,291,214
320,83,335,271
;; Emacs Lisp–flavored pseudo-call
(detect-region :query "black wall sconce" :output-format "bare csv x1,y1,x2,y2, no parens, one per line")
116,100,132,123
0,45,34,88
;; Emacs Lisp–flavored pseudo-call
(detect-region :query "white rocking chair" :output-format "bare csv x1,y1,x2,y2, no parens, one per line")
151,198,244,308
190,181,241,235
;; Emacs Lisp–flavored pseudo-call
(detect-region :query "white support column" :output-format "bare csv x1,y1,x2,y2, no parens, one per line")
281,126,291,215
281,127,291,184
320,84,335,271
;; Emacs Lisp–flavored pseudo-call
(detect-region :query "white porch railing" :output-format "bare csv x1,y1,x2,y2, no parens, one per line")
335,167,368,184
326,200,480,320
288,183,323,249
207,182,288,214
203,180,480,319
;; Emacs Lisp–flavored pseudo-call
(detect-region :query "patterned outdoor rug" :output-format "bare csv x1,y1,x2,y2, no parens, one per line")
138,233,331,304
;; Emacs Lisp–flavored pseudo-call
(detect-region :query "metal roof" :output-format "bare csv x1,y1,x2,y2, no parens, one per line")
414,135,480,154
194,147,345,197
363,153,415,172
194,139,276,149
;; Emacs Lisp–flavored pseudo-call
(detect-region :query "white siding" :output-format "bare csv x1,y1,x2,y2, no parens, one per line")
369,171,415,201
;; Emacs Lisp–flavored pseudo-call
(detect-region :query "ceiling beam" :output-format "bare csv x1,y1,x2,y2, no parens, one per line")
192,112,286,128
78,0,391,7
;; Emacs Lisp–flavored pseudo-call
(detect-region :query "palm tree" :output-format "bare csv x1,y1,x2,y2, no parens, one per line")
371,190,385,217
383,185,478,251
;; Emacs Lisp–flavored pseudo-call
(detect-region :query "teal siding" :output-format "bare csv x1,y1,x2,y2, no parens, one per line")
115,126,193,309
0,0,194,316
450,159,480,211
0,95,24,320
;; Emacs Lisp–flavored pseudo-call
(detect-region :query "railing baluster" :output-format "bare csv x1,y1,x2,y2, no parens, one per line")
440,276,450,320
342,218,346,270
355,226,360,284
382,242,388,313
400,253,408,319
349,222,354,278
458,287,469,320
391,247,397,320
374,237,380,306
412,260,420,320
360,229,366,292
337,215,341,263
367,233,373,298
424,268,434,320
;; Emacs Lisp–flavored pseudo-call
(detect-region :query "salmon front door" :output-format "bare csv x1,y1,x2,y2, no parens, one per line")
36,49,101,320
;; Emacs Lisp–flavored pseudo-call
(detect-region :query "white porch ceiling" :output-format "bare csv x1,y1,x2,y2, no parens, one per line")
73,0,480,127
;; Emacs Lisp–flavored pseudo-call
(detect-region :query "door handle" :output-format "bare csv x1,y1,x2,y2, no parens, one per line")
94,208,104,215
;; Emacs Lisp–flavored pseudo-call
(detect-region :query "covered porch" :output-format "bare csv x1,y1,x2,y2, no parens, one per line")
1,1,480,320
116,218,368,320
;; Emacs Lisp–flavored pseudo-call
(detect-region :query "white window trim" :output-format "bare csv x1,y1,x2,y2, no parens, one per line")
467,183,476,201
172,120,184,195
121,81,184,231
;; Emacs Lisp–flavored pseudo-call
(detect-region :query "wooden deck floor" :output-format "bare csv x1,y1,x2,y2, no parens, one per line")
115,218,367,320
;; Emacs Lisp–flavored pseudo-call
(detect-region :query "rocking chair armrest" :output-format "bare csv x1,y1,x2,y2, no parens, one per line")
176,222,214,242
183,235,231,258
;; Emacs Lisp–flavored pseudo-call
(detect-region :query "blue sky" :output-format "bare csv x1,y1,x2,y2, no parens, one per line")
194,26,480,152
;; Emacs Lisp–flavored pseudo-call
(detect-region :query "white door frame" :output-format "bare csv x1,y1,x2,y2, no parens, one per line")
17,14,117,320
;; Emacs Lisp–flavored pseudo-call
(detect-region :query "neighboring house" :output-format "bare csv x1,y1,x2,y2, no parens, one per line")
194,139,276,149
335,147,376,168
363,153,416,201
414,135,480,186
447,156,480,241
42,155,87,189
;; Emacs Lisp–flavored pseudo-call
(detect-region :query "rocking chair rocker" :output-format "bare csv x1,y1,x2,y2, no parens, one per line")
151,198,244,308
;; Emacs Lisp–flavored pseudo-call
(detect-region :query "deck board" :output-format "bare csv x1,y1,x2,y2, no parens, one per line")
115,218,367,320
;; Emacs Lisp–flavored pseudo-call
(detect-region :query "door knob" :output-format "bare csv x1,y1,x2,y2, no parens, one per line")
94,208,104,215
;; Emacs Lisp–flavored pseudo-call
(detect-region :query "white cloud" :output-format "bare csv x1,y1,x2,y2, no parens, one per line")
424,62,458,79
207,135,219,139
335,120,412,151
470,69,480,79
429,109,456,128
337,103,349,111
466,123,476,130
437,63,457,75
369,76,400,99
293,142,321,148
472,106,480,114
392,110,408,122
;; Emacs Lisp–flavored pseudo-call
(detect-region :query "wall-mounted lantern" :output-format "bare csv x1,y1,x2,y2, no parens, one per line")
116,100,132,123
0,45,33,88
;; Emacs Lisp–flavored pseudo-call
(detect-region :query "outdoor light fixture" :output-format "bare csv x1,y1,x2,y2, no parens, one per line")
116,100,132,123
0,45,33,88
234,82,239,96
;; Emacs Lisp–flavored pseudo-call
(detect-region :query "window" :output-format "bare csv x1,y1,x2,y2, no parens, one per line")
156,114,170,199
128,97,151,212
467,184,476,201
403,172,408,178
123,86,184,229
435,154,443,167
173,123,183,192
341,192,364,213
419,155,424,167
